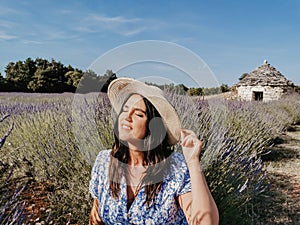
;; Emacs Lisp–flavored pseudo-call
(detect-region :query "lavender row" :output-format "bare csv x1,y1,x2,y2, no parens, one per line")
0,91,299,224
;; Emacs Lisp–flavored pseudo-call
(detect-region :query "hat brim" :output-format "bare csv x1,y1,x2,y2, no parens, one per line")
107,78,181,145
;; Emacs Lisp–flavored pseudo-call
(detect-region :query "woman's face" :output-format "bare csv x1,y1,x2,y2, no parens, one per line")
118,94,148,144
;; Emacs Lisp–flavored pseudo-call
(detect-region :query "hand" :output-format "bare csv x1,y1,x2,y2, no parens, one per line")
89,199,104,225
180,129,203,163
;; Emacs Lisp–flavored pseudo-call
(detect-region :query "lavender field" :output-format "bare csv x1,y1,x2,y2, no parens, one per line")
1,91,300,225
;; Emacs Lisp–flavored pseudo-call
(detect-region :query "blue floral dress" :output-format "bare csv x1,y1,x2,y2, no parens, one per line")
89,149,191,225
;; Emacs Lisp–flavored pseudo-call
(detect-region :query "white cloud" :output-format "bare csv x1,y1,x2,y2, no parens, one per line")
87,14,141,24
119,27,147,36
0,19,16,29
0,32,17,40
77,14,145,36
21,39,44,45
75,26,98,33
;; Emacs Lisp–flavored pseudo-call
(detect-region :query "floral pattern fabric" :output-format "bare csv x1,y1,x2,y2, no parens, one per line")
89,149,191,225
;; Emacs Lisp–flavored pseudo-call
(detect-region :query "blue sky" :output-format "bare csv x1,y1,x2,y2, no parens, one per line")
1,0,299,87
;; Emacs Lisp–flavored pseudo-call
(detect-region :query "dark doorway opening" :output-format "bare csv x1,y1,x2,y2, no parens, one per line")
253,91,263,101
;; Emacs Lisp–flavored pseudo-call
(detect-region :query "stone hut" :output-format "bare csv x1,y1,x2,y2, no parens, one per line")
234,60,295,102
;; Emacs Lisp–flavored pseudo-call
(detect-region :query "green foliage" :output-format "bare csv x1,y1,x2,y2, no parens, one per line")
98,69,117,93
5,59,35,91
220,83,231,93
188,87,203,96
2,58,117,93
3,57,85,93
0,73,11,91
187,85,231,96
3,58,236,97
75,69,117,93
65,70,83,91
203,86,221,95
295,85,300,94
176,84,189,92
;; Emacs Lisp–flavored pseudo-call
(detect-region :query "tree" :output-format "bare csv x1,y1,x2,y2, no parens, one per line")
0,73,5,91
35,58,49,70
24,58,37,79
176,84,188,93
203,87,220,95
3,57,105,92
99,70,117,93
295,85,300,94
27,68,46,92
5,62,18,91
188,87,203,96
76,70,100,93
64,70,83,92
5,58,37,92
220,84,231,93
27,58,71,92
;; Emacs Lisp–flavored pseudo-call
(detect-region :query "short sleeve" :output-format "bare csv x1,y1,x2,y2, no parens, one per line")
89,150,111,199
172,153,192,196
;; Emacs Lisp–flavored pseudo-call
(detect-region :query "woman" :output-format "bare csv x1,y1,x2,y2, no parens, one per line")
89,78,219,225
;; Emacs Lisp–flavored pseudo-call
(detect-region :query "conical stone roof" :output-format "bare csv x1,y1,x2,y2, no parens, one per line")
236,60,294,87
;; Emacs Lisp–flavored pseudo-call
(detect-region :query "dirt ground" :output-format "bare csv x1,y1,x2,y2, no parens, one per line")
260,125,300,224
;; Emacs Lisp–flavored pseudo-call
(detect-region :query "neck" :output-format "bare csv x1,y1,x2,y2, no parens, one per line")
128,147,144,166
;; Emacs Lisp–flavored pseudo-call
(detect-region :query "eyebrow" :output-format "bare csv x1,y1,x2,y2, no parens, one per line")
135,108,147,114
123,105,146,114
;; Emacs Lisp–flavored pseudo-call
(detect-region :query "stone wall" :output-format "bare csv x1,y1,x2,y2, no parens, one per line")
237,85,292,102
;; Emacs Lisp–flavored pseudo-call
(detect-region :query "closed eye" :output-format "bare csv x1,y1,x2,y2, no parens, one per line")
135,113,144,117
134,108,146,117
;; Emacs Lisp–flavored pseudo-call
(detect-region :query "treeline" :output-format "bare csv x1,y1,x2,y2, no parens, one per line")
0,57,233,95
149,82,231,96
0,57,116,93
188,84,231,96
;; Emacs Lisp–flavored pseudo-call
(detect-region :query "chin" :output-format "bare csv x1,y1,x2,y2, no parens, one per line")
118,133,130,142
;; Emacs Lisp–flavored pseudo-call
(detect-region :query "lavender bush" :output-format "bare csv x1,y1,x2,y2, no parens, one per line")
166,90,300,224
0,115,29,225
0,91,299,224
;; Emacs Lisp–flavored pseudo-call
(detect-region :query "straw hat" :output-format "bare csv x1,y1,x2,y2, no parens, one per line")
107,77,181,145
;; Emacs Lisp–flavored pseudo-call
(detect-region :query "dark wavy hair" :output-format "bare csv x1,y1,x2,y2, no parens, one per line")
108,94,174,207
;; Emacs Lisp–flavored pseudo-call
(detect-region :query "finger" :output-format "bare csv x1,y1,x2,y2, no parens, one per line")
89,199,101,224
181,135,197,147
182,137,193,147
180,131,196,144
194,139,203,149
181,129,196,139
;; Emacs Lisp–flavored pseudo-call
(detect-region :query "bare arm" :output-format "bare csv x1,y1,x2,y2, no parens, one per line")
89,199,105,225
178,129,219,225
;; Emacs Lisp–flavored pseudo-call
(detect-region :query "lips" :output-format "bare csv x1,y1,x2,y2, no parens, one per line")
122,124,131,130
120,122,132,130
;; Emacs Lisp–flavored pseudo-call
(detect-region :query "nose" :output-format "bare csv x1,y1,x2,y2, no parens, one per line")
124,109,133,121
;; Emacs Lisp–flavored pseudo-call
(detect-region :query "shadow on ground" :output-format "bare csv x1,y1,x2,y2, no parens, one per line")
257,125,300,224
253,172,300,225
